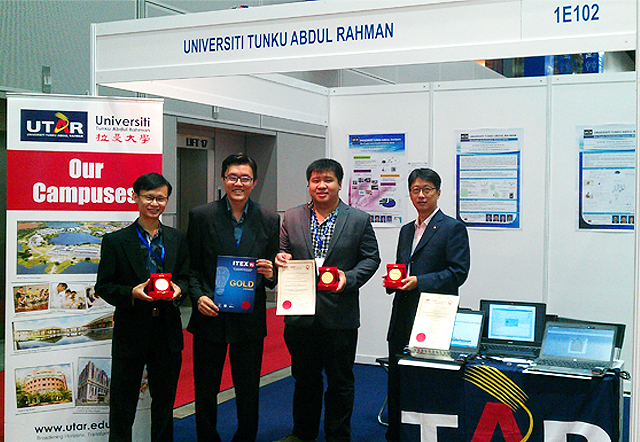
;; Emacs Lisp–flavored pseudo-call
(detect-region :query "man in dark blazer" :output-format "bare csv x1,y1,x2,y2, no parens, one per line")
385,167,470,441
187,153,279,442
96,172,189,442
274,158,380,442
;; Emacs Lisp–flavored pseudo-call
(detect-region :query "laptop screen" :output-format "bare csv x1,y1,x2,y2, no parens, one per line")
450,311,483,350
540,323,616,362
480,300,546,345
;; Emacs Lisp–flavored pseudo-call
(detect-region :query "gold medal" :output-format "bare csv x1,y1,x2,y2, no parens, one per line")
155,278,170,292
321,271,335,284
388,268,402,281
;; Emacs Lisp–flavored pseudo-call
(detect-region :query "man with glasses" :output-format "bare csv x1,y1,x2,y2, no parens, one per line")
187,153,279,442
96,172,189,442
384,167,470,441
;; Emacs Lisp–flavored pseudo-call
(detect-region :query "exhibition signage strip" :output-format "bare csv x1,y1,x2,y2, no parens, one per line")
456,129,522,229
93,0,635,81
577,124,636,230
5,94,163,442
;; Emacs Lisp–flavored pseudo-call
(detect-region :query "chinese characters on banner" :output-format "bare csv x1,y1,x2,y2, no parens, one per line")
5,94,163,442
456,129,522,229
348,134,406,227
578,124,635,230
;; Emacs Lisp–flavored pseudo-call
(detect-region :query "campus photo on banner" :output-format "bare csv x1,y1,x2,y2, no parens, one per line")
348,133,406,227
456,128,522,229
5,94,163,442
577,124,635,230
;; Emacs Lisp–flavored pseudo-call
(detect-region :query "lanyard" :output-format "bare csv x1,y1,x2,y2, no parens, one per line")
136,227,165,264
312,211,336,250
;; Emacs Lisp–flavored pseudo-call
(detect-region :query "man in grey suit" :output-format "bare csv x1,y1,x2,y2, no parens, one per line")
188,153,280,442
385,167,470,441
274,158,380,442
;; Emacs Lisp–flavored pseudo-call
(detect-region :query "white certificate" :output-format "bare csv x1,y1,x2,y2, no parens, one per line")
408,293,460,349
276,259,316,315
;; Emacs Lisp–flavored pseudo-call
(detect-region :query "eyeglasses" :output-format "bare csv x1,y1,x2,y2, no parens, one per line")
139,194,168,203
410,186,437,195
225,175,254,184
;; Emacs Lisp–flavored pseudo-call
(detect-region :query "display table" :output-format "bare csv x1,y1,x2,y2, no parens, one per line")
398,357,622,442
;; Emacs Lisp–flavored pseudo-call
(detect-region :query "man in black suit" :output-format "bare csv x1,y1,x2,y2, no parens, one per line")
96,172,189,442
274,158,380,442
187,153,280,442
385,168,470,441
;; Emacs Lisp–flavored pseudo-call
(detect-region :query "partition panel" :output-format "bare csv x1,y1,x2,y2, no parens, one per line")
431,78,549,311
548,73,636,374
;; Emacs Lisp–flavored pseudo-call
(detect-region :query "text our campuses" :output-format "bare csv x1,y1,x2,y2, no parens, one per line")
183,22,394,53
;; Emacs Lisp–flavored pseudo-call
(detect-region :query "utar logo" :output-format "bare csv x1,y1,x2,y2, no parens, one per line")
21,109,88,143
402,365,614,441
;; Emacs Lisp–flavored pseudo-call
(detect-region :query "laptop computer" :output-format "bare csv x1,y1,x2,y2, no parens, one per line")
480,299,546,359
525,321,617,378
409,310,484,365
554,317,626,359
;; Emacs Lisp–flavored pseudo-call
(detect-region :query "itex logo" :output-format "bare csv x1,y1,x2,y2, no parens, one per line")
21,109,88,143
233,260,255,268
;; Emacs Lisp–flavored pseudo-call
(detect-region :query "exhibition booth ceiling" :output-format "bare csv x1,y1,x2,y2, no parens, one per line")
92,0,636,125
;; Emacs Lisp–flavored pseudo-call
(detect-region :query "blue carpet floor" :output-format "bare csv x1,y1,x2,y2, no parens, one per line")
174,363,389,442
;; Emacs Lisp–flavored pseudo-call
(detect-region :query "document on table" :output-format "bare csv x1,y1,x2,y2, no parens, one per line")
276,259,316,315
408,293,460,349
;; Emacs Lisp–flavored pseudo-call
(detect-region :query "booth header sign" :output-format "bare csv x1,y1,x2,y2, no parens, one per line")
94,0,635,82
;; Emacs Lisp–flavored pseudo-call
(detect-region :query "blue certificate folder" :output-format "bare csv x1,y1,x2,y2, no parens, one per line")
214,256,257,313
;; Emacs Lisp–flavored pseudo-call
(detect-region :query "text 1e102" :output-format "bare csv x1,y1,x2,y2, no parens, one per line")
554,4,600,23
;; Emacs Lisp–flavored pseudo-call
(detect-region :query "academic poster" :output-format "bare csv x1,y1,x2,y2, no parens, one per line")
348,133,406,227
456,129,522,229
5,94,164,442
578,124,635,230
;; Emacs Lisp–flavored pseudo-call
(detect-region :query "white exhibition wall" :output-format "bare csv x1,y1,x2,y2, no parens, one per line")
329,84,431,362
329,72,636,375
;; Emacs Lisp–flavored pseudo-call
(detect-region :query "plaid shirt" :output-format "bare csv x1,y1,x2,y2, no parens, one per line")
309,202,339,259
136,222,165,274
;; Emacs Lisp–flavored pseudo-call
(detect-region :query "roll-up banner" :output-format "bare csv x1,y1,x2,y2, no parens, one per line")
5,94,163,442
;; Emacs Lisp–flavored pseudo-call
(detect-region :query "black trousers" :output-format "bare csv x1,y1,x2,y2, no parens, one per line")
192,335,264,442
109,333,181,442
284,322,358,442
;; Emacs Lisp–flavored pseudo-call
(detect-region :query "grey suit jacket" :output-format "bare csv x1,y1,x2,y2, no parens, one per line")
280,200,380,329
187,197,280,343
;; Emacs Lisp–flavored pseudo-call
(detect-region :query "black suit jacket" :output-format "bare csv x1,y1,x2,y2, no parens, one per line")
95,221,189,358
280,200,380,329
187,197,280,343
387,209,470,343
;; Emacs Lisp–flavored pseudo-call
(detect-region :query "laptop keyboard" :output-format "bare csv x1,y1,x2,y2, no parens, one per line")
536,359,602,369
483,343,539,357
411,347,466,360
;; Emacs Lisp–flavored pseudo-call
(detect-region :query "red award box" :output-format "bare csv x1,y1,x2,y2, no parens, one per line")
317,267,339,291
384,264,406,288
148,273,174,299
